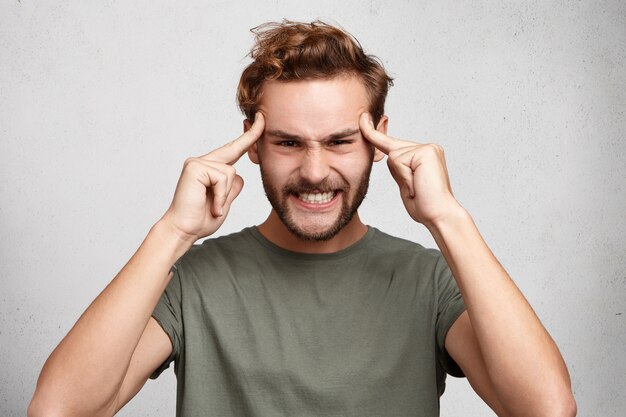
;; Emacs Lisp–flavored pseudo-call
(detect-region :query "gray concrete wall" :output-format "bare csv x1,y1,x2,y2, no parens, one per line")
1,1,624,415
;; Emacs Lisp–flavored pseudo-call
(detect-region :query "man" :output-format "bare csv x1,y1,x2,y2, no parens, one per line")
29,21,576,417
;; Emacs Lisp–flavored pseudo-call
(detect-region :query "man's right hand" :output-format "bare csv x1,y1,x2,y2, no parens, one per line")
160,112,265,244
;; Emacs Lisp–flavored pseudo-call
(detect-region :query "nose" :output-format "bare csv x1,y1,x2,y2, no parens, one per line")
299,149,330,185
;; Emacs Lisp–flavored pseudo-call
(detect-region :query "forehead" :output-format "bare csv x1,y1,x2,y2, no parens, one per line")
258,76,369,139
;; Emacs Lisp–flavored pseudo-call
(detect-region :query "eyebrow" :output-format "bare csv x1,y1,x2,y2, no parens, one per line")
265,128,360,142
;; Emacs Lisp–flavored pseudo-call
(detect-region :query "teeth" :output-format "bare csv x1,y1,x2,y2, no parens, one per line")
298,191,335,204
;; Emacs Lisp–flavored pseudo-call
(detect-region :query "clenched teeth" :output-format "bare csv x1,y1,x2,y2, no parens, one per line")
298,191,335,204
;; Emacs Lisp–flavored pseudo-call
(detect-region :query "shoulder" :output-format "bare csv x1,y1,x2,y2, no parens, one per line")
367,227,444,265
363,229,457,304
176,227,260,269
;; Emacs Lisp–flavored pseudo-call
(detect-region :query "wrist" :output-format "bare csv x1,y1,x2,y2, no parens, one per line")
423,202,472,236
150,219,197,260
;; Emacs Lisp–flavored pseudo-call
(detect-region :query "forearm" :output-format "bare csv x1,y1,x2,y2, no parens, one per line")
31,220,192,416
426,206,573,416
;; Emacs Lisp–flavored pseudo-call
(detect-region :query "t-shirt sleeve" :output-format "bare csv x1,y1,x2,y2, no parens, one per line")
149,263,184,379
434,252,466,377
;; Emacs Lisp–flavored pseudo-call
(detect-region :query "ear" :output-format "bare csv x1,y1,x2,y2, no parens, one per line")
373,115,389,162
243,118,260,164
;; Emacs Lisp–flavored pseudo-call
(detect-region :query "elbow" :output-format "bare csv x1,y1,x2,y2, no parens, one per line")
26,399,39,417
551,379,577,417
538,388,577,417
532,367,577,417
507,384,577,417
28,389,71,417
557,391,577,417
28,394,59,417
28,388,117,417
28,390,92,417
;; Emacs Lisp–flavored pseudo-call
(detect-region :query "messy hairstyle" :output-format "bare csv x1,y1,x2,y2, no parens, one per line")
237,20,394,125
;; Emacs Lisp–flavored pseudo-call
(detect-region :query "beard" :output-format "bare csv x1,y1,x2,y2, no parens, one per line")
260,162,373,242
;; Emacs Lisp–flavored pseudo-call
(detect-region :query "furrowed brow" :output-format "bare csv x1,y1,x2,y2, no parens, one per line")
265,129,361,142
265,130,302,140
325,128,360,141
265,128,360,141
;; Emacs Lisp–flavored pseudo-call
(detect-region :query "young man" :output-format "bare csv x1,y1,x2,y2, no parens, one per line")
29,21,576,417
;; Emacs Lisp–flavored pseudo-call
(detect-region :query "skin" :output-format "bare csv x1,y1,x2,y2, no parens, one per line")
245,77,385,253
29,76,576,417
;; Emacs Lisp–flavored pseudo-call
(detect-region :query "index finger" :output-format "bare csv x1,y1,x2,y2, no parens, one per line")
359,113,414,154
203,112,265,165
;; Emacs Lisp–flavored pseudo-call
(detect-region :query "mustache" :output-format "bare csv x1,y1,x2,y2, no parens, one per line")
282,178,349,194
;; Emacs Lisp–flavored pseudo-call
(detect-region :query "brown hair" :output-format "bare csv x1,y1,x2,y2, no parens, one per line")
237,20,393,125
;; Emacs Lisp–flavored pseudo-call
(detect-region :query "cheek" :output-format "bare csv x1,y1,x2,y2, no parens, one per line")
330,153,372,180
259,150,300,178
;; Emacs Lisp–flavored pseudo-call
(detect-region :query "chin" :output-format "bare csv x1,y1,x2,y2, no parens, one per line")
282,213,356,242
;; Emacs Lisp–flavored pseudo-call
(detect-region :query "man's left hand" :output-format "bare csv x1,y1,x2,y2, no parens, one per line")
359,113,462,227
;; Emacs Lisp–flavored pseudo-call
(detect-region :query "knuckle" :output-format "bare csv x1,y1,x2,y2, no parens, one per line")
183,157,206,172
183,157,197,167
424,143,443,156
213,169,227,183
211,164,235,182
224,164,236,176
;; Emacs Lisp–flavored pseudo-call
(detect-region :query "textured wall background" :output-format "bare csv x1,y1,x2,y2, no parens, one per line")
1,1,624,416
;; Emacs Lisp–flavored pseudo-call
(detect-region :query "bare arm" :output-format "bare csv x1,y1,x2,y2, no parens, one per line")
112,317,175,414
435,209,575,417
360,113,576,416
28,114,265,417
28,223,189,417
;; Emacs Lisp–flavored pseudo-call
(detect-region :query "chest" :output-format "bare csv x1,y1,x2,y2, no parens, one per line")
181,262,438,391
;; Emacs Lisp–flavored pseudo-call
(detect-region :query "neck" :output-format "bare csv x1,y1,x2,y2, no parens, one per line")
257,211,368,254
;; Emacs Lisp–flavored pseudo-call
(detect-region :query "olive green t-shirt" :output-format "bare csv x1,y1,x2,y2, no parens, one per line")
151,226,466,417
